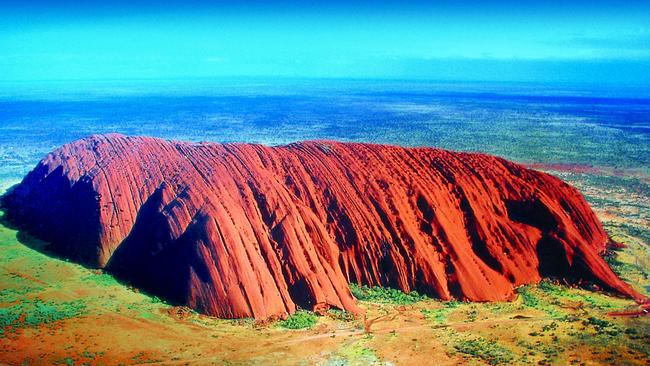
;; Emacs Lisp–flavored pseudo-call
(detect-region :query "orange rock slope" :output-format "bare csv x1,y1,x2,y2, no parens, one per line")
1,134,642,319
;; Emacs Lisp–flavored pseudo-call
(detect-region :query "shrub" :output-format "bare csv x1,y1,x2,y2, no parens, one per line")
327,309,355,322
279,310,318,329
542,321,558,332
349,284,427,304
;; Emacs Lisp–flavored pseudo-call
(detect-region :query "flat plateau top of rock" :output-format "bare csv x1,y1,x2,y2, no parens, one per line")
1,134,642,319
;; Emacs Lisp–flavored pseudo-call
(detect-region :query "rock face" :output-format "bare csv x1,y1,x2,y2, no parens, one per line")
1,134,642,319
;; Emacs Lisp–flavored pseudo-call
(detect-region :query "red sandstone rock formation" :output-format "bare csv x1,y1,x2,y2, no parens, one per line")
1,134,642,319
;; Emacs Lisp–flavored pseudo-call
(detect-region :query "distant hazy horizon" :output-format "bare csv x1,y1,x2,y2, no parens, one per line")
1,79,647,183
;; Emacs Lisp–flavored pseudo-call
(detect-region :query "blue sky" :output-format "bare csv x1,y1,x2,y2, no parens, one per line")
1,1,649,83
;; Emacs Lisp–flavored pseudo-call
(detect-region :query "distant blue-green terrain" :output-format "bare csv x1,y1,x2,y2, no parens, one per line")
0,79,648,182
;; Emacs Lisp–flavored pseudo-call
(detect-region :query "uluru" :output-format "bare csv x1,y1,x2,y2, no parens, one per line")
0,134,641,320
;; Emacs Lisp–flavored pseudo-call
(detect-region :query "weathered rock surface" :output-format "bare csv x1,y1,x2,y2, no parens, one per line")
1,134,642,319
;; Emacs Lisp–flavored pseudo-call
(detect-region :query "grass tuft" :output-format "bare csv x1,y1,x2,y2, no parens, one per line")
0,299,86,337
454,337,514,365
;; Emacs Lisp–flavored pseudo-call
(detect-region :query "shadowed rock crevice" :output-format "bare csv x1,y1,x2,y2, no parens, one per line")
535,235,571,278
106,183,194,305
0,134,643,319
1,165,103,266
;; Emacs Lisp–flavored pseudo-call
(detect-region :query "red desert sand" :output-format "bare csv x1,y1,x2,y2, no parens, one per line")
1,134,642,319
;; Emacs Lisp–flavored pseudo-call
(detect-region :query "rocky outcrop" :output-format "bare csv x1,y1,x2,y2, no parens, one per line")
1,134,642,319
